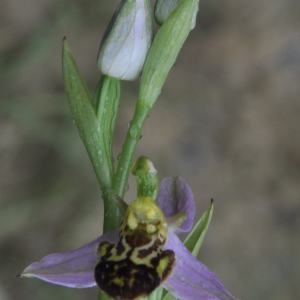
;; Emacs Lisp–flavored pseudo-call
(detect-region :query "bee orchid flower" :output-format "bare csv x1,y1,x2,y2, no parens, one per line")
21,177,236,300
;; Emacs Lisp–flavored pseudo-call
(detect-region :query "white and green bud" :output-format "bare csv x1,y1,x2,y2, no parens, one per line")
155,0,179,24
97,0,152,81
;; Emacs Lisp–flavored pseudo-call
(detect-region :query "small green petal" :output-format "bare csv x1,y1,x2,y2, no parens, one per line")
184,200,214,256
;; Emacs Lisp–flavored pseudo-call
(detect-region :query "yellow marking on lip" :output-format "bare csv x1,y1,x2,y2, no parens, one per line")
107,239,130,262
112,276,125,287
98,241,112,257
157,255,171,278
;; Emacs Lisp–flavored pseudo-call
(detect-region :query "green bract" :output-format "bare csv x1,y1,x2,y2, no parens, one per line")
62,40,121,231
184,200,214,256
98,0,152,81
62,39,111,190
140,0,199,108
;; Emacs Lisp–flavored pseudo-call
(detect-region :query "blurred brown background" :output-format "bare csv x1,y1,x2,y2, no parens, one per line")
1,0,300,299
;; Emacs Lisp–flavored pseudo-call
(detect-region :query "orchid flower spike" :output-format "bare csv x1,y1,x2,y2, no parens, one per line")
21,177,237,300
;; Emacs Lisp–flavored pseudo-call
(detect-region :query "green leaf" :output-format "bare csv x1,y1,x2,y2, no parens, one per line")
62,39,109,187
184,200,214,256
139,0,199,108
62,39,120,230
95,75,121,176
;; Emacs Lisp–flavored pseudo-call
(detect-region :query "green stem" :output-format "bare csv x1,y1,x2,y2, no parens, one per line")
102,190,120,232
113,102,150,198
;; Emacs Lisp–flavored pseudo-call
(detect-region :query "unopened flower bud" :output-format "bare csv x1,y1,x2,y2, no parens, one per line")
98,0,152,81
155,0,179,24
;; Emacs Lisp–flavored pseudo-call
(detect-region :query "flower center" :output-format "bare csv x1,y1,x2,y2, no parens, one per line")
94,197,175,299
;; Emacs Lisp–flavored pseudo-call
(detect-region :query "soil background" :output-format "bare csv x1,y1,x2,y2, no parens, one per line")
1,0,299,299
